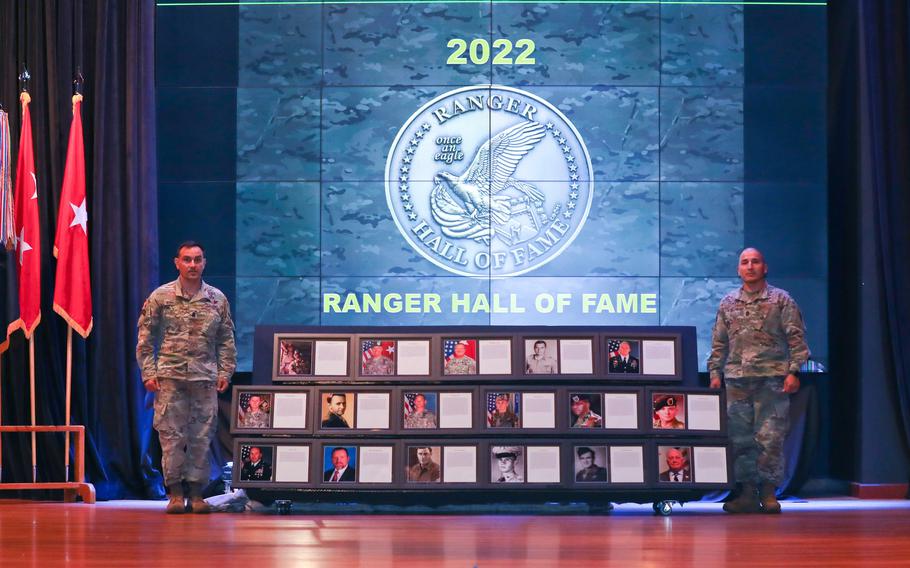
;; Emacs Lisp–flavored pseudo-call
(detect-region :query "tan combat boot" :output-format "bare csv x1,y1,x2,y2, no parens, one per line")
723,483,761,514
188,483,211,514
759,482,782,514
166,485,187,514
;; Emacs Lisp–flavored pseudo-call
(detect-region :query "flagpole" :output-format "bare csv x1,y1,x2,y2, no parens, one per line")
65,327,72,482
29,335,36,483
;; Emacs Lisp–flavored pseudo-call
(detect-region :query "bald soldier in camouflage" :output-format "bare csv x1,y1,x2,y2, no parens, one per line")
708,248,809,514
137,241,236,514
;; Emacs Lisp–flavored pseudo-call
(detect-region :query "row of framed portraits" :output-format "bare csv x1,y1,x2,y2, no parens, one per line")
271,332,682,382
231,386,725,435
232,439,730,489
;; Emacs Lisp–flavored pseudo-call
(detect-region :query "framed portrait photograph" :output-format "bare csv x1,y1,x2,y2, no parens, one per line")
573,445,608,483
569,392,603,429
559,338,594,375
275,338,314,378
360,339,397,376
320,391,355,429
658,446,692,483
239,444,275,482
236,391,273,430
322,445,358,483
486,392,521,428
438,391,473,429
523,339,559,375
606,339,642,375
403,391,439,429
406,445,442,483
526,446,560,483
274,445,310,483
443,446,477,483
652,393,686,430
478,339,511,375
490,445,525,483
443,338,478,376
396,339,431,376
693,446,729,483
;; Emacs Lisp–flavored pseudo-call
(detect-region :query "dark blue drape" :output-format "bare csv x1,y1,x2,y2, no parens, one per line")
0,0,160,499
857,1,910,455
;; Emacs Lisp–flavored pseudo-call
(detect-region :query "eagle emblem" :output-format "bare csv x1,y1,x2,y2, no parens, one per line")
430,121,547,246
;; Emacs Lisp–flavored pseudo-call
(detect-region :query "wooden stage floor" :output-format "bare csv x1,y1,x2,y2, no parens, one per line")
1,499,908,566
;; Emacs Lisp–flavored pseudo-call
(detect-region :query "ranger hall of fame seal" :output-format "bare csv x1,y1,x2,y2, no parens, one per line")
385,85,594,278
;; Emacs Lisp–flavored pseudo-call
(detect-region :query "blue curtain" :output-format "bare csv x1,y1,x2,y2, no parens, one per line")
0,0,160,499
857,1,910,454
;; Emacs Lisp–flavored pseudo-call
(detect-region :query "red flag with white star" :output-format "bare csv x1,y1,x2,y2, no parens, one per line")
53,96,92,337
9,93,41,339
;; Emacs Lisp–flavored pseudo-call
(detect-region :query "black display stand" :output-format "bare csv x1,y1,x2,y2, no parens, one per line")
234,326,731,515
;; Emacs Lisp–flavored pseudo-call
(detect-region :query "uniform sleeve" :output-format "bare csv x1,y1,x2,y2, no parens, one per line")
707,307,728,381
216,298,237,381
781,296,810,373
136,295,161,383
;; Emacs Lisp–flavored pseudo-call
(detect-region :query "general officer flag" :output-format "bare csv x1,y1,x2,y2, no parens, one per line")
53,95,92,337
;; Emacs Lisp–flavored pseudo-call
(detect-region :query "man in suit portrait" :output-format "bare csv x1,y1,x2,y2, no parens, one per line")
322,393,350,428
659,447,691,482
324,447,356,482
609,341,640,373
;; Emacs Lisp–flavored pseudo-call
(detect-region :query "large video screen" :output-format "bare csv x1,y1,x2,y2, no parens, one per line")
156,1,828,371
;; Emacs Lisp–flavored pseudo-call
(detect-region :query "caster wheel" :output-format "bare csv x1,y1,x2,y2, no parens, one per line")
653,501,672,516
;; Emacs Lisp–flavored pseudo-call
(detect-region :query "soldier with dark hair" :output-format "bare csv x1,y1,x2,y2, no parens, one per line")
137,241,236,514
709,247,809,514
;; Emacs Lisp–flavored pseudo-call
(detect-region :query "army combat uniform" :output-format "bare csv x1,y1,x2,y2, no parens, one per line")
137,279,236,490
708,285,809,486
444,355,477,375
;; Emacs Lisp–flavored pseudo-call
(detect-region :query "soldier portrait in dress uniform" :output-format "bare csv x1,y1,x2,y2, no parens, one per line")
658,446,692,482
574,446,608,482
491,446,524,483
321,392,354,428
361,340,396,376
487,392,520,428
608,339,641,374
443,339,478,375
237,392,272,429
239,445,274,482
277,339,313,377
569,393,603,428
652,394,686,429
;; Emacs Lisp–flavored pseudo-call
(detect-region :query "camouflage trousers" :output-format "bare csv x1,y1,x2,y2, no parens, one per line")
153,378,218,487
725,376,790,485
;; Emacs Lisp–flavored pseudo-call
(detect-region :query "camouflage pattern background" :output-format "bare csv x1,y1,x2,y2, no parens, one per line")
223,3,827,371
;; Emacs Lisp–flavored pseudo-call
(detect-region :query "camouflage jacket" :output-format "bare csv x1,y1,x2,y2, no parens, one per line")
708,284,809,380
136,279,236,383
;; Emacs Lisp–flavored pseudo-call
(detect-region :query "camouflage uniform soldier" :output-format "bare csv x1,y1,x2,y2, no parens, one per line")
709,248,809,514
137,241,236,515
